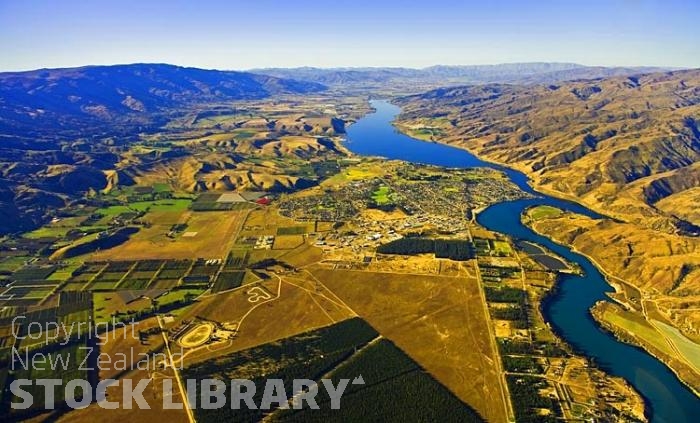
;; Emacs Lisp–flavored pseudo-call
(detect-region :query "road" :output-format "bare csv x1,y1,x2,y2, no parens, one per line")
158,314,196,423
472,259,515,422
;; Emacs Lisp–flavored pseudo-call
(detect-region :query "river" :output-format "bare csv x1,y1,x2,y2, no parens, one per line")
344,99,700,422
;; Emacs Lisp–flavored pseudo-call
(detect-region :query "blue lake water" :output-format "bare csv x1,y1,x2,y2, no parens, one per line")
344,99,700,422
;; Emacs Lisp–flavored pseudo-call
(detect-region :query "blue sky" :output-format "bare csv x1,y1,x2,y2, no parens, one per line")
1,0,698,71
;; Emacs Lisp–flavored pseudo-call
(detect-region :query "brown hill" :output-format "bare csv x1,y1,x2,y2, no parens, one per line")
396,69,700,233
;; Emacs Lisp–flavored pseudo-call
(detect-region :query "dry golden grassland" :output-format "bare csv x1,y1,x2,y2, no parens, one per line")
310,267,509,423
92,210,247,260
369,254,442,275
655,186,700,226
171,274,354,367
239,207,297,238
272,234,305,250
59,317,190,423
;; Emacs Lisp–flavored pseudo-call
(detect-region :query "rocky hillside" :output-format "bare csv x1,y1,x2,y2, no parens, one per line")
396,69,700,233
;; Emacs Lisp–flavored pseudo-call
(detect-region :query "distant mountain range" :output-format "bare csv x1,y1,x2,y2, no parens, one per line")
0,62,674,139
0,63,326,137
251,63,674,88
